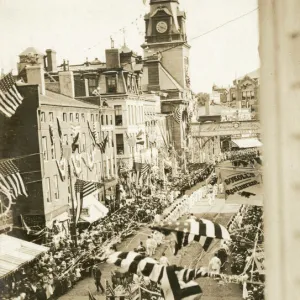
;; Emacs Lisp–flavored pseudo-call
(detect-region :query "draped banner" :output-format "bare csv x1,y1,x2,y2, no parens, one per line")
220,168,263,206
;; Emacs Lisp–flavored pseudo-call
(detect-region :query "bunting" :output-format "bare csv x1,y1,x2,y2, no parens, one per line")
173,106,182,124
106,251,204,300
56,157,67,181
0,160,27,199
151,219,230,255
0,73,24,118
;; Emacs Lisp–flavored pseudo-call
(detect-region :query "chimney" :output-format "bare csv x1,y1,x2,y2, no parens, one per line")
105,49,120,69
26,65,45,95
205,98,210,115
59,71,75,98
46,49,57,72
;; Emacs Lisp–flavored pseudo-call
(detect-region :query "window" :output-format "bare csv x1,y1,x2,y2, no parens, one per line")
106,115,108,125
63,113,67,122
91,114,94,122
88,78,97,96
54,175,59,199
45,177,51,203
41,112,46,122
101,115,104,125
70,113,73,122
111,131,114,147
110,115,113,125
106,76,117,93
81,133,86,152
49,112,53,122
75,113,79,122
116,134,124,155
114,105,123,126
42,136,48,160
96,114,99,122
81,113,85,122
51,143,56,160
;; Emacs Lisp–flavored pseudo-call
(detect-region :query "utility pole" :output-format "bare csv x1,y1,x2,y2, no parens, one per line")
63,145,77,247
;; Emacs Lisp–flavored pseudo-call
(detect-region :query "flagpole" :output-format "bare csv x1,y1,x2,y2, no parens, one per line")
65,148,78,247
96,87,106,203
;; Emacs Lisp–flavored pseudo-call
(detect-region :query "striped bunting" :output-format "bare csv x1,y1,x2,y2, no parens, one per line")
106,251,204,300
141,163,151,177
0,73,23,118
173,106,183,124
151,219,230,255
0,160,27,199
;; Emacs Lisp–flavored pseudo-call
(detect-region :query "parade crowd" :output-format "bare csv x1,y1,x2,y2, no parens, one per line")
0,161,216,300
0,147,261,300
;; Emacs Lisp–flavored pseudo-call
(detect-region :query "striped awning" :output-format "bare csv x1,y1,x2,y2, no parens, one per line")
231,138,262,148
0,235,49,278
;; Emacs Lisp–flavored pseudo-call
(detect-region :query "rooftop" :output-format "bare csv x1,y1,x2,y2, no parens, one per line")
237,69,260,81
19,47,44,57
40,90,100,109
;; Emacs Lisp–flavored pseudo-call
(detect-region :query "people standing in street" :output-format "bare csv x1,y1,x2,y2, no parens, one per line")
159,253,169,266
92,264,105,293
146,236,156,256
137,241,146,256
208,253,221,278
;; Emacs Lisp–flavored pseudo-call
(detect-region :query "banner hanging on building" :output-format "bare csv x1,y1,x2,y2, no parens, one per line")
220,168,263,206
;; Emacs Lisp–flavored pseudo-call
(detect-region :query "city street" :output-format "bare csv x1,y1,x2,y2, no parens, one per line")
59,198,242,300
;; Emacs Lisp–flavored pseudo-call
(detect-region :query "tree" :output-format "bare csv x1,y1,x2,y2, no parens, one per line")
195,92,210,106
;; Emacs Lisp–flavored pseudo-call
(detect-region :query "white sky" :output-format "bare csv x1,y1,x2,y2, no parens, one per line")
0,0,259,92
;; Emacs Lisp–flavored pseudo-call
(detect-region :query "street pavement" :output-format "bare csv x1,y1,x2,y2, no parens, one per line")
59,187,242,300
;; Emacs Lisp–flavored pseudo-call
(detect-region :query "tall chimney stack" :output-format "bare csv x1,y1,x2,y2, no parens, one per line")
26,65,45,95
46,49,57,72
59,71,75,98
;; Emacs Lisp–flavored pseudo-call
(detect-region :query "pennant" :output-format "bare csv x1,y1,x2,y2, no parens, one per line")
220,168,263,206
81,150,95,172
71,154,82,177
49,124,54,145
56,117,62,139
56,158,67,181
136,130,143,139
87,121,97,146
71,132,80,153
0,160,27,199
0,72,24,118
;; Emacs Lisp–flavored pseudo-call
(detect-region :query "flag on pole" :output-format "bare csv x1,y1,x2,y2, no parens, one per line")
99,134,108,154
0,160,28,199
0,73,24,118
74,179,103,223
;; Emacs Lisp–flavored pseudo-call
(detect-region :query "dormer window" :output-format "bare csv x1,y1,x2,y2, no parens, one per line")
106,76,117,93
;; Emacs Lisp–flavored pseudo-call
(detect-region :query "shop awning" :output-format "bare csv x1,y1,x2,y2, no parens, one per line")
231,138,262,148
79,195,109,224
0,235,49,278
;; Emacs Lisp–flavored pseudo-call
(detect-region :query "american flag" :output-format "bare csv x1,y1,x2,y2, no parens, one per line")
0,73,24,118
107,251,204,300
141,163,151,177
99,134,108,154
0,160,27,199
151,219,230,255
74,179,103,223
173,106,182,124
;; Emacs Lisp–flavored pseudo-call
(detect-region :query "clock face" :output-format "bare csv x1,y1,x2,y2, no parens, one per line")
156,21,168,33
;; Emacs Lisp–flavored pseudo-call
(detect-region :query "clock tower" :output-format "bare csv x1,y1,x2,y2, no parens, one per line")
142,0,192,150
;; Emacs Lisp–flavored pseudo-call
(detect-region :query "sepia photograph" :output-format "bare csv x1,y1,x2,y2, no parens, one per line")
0,0,297,299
